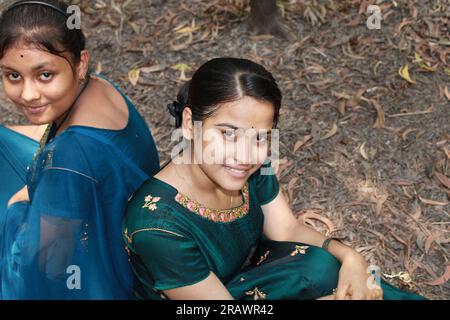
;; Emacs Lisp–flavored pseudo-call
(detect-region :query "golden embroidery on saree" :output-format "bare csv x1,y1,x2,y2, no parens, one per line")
256,250,270,266
174,183,250,223
245,287,267,300
290,245,309,256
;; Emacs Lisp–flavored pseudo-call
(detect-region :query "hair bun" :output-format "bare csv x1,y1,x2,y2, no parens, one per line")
167,100,184,128
168,80,191,128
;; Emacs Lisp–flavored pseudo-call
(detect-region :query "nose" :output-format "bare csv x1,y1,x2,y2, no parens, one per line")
234,133,261,165
21,79,41,103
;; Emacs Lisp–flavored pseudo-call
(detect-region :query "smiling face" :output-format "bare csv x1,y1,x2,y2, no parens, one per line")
0,44,86,125
184,96,276,192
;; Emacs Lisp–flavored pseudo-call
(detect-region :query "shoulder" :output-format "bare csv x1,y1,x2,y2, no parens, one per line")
46,130,108,161
69,76,129,130
248,160,277,184
248,160,280,205
38,130,109,179
125,178,184,236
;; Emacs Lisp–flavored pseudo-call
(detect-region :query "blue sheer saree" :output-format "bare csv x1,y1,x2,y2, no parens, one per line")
0,77,160,299
0,126,39,218
0,126,40,300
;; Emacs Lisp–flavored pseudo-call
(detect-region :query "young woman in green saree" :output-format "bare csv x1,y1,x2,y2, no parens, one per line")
123,57,426,300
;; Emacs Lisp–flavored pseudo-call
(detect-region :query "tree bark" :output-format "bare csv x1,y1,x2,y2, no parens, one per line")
247,0,293,40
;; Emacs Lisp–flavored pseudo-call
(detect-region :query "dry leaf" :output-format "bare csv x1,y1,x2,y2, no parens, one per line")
274,158,292,180
287,177,299,205
411,202,422,220
140,64,166,73
399,64,416,84
174,19,199,34
413,52,436,72
425,264,450,286
371,100,385,128
444,87,450,101
297,211,335,236
128,21,140,34
293,135,312,153
320,123,338,140
443,146,450,160
418,195,449,206
359,142,369,160
424,234,437,254
338,99,346,115
170,33,193,51
375,193,388,215
435,172,450,189
171,63,192,81
128,68,140,86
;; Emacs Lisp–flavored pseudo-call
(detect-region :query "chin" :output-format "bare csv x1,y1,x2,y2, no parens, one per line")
215,165,255,191
219,180,247,192
21,109,53,125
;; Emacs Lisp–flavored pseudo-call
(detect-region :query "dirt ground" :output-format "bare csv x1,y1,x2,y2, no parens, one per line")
1,0,449,299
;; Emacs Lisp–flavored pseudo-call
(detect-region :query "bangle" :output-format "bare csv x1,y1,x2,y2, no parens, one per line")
321,237,341,252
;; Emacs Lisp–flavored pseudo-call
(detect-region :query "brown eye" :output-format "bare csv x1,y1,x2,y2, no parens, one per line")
39,72,54,81
7,73,21,81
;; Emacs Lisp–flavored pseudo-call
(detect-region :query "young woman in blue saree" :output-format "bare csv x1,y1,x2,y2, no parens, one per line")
123,58,426,300
0,0,159,299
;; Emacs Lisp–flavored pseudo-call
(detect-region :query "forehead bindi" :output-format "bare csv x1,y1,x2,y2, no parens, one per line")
1,48,61,71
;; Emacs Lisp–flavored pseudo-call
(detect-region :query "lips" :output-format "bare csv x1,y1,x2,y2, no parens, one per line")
223,165,251,179
24,104,48,115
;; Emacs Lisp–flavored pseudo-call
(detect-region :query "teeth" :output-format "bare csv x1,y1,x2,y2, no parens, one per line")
226,166,246,173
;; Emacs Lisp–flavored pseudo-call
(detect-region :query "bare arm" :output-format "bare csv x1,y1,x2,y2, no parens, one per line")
163,270,334,300
163,272,234,300
261,190,354,263
261,189,382,300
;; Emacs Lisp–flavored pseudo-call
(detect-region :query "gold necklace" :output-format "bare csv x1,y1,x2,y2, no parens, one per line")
32,123,53,161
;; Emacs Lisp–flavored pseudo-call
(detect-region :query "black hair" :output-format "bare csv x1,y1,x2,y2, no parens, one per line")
168,57,282,128
0,0,86,73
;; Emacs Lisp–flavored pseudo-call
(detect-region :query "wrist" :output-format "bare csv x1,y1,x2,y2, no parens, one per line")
325,238,360,263
341,249,366,266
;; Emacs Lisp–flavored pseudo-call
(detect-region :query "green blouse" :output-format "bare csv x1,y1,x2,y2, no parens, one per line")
123,161,279,300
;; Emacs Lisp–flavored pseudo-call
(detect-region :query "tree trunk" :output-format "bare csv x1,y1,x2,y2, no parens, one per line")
247,0,293,40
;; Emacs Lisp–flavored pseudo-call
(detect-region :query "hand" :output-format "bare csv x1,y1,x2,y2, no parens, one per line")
335,252,383,300
7,185,30,207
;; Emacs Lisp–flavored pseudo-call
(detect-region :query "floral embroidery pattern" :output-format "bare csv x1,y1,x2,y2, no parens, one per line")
174,183,250,223
290,245,309,256
142,195,161,211
256,250,270,266
245,287,267,300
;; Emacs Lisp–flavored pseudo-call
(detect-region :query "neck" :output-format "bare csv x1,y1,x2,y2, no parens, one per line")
53,78,89,133
176,162,237,201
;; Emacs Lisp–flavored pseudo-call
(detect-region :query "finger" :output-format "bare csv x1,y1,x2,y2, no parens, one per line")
374,288,383,300
335,283,350,300
351,292,365,300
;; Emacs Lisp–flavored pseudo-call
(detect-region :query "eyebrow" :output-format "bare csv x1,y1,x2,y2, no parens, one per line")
215,123,272,134
0,62,55,72
215,123,241,130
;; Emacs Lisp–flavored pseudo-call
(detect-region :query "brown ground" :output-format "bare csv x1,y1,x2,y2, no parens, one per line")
1,0,449,299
